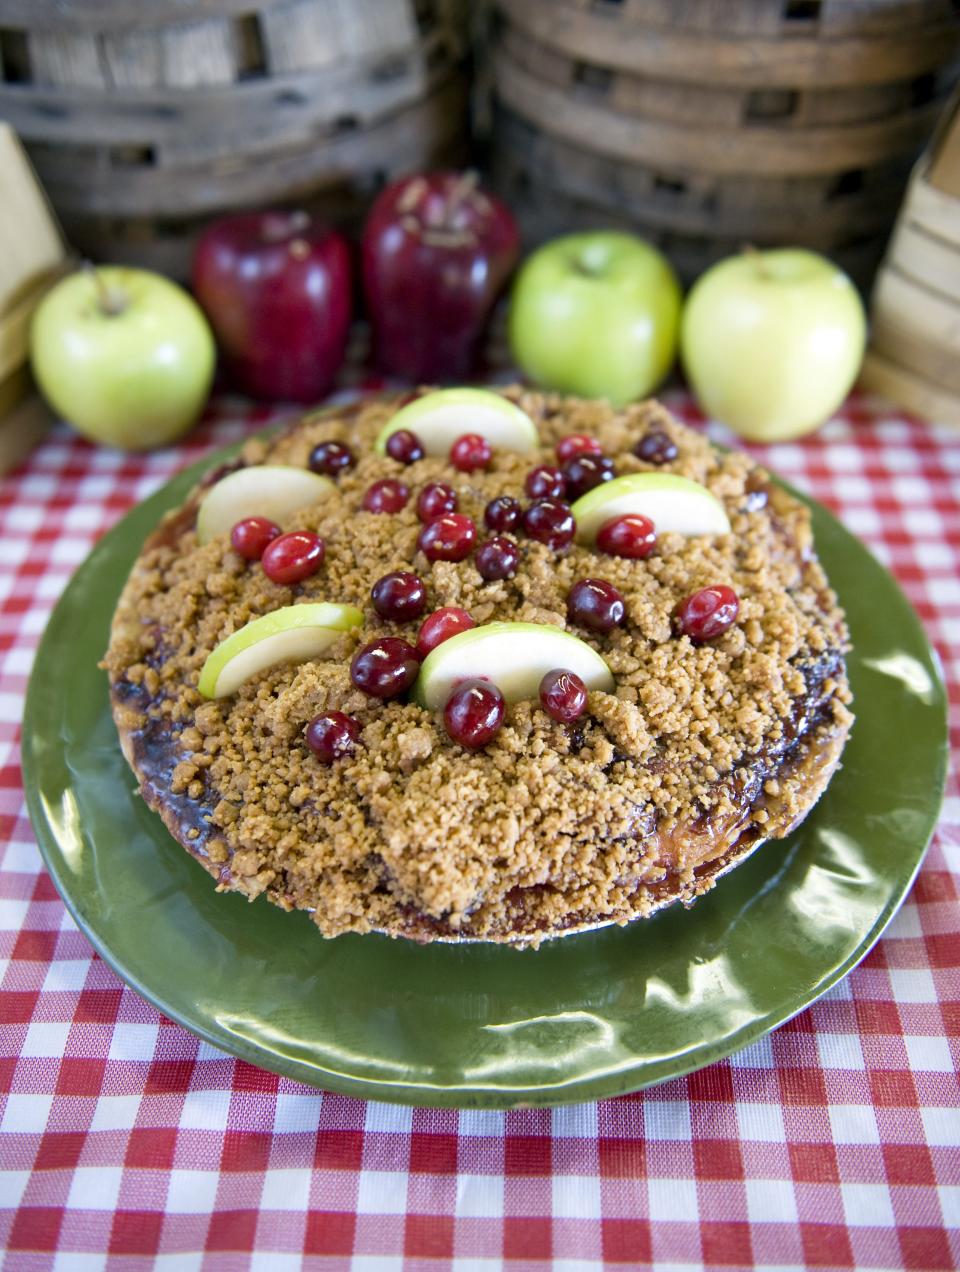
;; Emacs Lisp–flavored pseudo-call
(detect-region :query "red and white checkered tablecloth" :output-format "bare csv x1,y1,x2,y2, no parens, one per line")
0,382,958,1270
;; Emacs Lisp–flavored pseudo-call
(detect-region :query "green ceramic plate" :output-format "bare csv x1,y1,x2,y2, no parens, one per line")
22,447,947,1108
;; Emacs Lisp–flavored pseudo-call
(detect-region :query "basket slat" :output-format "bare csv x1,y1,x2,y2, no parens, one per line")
32,76,466,219
0,33,447,165
493,46,945,177
492,107,909,243
0,1,290,32
499,0,960,88
260,0,417,73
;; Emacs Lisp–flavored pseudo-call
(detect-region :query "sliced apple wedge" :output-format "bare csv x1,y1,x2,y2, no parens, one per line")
374,388,539,457
413,621,614,711
197,466,335,544
198,602,362,699
571,472,730,545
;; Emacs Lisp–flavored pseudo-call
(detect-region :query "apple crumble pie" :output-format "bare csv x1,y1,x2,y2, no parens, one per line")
103,388,853,945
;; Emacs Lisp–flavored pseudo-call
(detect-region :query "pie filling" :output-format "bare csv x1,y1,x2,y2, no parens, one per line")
104,391,853,946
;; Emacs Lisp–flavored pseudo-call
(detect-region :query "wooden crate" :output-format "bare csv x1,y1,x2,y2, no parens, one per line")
483,0,960,286
862,132,960,427
0,124,68,470
0,0,469,279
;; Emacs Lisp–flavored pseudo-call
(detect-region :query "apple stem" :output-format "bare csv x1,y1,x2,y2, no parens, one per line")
741,243,770,278
446,170,479,223
84,262,127,317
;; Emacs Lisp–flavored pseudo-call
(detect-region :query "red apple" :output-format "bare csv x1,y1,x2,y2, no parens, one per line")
362,171,519,382
192,210,352,403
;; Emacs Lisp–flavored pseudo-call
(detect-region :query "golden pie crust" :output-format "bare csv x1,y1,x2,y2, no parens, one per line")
103,390,853,946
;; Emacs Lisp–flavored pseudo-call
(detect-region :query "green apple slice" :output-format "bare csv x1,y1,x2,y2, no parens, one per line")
198,602,362,699
374,388,539,457
571,472,730,545
413,621,614,711
197,466,335,544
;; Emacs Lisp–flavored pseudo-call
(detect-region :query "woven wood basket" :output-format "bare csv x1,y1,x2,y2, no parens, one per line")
0,0,469,279
484,0,960,286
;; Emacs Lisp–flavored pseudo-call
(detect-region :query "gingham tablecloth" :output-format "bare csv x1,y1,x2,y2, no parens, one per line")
0,385,957,1271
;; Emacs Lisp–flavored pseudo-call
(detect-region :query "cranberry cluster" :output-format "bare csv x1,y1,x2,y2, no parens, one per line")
231,420,742,762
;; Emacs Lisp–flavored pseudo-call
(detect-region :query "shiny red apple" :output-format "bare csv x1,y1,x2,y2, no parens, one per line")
192,210,352,403
362,171,520,382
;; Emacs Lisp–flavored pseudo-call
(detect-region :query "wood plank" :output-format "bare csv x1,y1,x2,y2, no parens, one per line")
0,125,67,315
870,312,960,394
492,108,906,240
1,34,446,163
260,0,417,73
819,0,954,36
885,219,960,298
26,30,106,88
904,164,960,246
0,0,290,32
872,264,960,346
0,391,54,475
0,272,68,383
493,48,942,177
32,75,466,217
498,0,960,89
860,348,960,428
0,364,31,419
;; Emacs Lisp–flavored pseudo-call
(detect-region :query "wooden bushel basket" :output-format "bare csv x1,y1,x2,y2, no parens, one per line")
0,0,469,279
484,0,960,287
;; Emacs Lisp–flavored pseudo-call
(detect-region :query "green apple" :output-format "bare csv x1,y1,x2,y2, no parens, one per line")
571,472,730,545
414,621,614,711
508,231,681,406
374,388,538,456
198,602,362,699
197,465,335,544
681,248,866,442
31,266,215,450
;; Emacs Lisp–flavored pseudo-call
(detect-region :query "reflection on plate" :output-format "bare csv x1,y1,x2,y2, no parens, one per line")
23,444,947,1107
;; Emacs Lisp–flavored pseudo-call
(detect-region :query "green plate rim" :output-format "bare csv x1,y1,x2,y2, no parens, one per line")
21,436,948,1107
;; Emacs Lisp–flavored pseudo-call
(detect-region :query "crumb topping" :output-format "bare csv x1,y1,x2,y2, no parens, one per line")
103,389,853,944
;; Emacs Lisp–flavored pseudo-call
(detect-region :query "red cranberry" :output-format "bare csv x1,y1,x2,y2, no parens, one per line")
230,516,281,560
308,440,354,476
305,712,361,763
450,433,492,473
362,479,409,514
261,530,325,585
416,607,474,657
567,578,625,633
417,482,458,522
596,514,656,560
563,454,615,500
525,465,567,500
371,571,427,622
476,536,519,581
675,585,740,643
522,498,576,551
350,637,420,699
484,495,522,533
443,679,505,749
539,669,588,723
418,513,477,562
556,434,602,464
386,429,424,465
635,430,678,465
